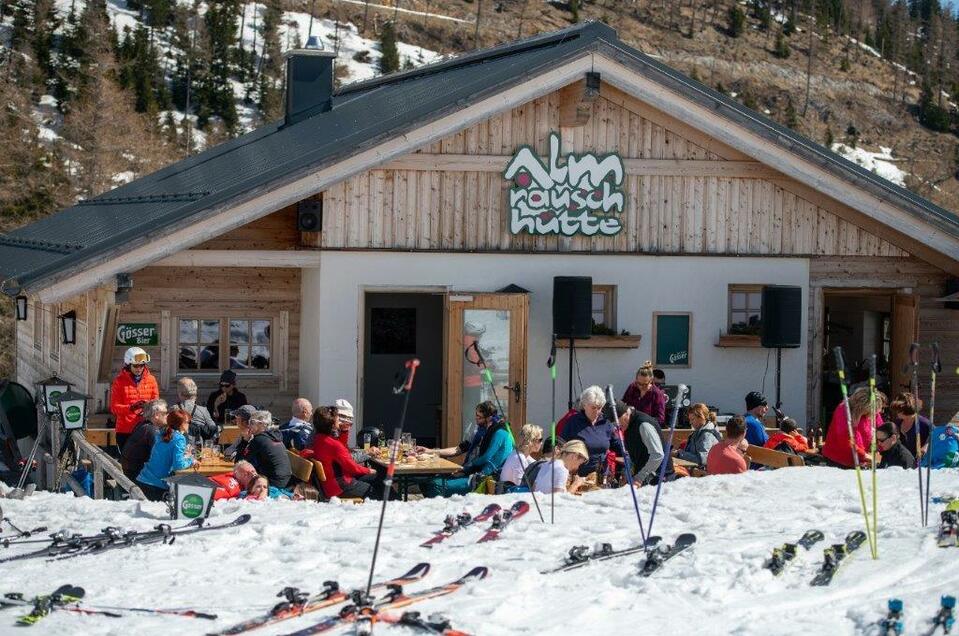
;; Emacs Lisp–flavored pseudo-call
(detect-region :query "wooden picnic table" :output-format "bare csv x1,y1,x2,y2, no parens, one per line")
367,455,461,500
175,453,235,477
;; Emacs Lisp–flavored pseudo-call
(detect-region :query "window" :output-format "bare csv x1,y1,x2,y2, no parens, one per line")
48,304,60,362
728,285,763,335
33,301,42,352
178,318,272,372
591,285,617,335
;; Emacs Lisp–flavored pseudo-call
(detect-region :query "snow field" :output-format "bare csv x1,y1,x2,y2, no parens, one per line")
1,467,957,635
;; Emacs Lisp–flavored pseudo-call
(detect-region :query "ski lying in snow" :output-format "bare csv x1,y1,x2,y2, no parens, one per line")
809,531,867,586
638,533,696,578
0,526,48,547
374,610,471,635
282,566,489,636
10,585,85,626
209,562,431,635
926,595,956,636
879,599,904,636
420,504,501,548
938,509,959,548
763,530,825,575
542,536,663,574
477,502,529,543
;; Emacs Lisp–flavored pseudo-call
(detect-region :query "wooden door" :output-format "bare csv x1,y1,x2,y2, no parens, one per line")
444,293,528,447
890,293,919,395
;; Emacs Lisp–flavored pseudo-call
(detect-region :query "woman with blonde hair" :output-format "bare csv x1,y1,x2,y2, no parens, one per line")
674,403,720,467
822,387,885,468
622,361,667,426
500,423,544,486
533,440,589,494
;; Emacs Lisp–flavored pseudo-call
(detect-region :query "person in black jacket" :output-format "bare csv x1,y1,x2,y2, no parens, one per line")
120,400,168,482
877,422,916,469
206,370,249,425
615,404,674,485
174,377,218,441
239,410,292,488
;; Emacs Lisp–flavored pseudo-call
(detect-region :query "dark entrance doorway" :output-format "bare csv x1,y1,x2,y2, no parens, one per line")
363,293,444,447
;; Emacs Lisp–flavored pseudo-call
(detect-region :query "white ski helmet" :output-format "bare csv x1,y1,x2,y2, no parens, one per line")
124,347,151,366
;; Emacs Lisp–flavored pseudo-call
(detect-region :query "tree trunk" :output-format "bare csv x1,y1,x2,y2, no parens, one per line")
517,0,529,38
364,0,370,32
802,4,814,117
474,0,482,49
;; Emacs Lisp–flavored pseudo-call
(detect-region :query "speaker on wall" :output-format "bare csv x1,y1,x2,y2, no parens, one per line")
760,285,802,348
297,197,323,232
553,276,593,339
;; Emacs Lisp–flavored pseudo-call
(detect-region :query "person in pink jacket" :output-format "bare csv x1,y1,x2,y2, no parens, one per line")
822,388,885,468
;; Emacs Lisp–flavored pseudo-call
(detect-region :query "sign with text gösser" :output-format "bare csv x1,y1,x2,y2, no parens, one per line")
115,323,159,347
504,132,625,237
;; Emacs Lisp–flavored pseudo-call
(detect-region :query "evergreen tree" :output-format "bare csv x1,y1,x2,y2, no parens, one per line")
58,0,114,104
32,0,60,85
379,20,400,74
728,6,746,38
195,0,240,132
774,29,790,58
118,24,170,114
918,79,951,132
258,0,284,122
10,0,31,52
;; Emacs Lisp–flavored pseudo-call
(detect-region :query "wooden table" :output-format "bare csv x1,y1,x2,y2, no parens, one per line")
368,455,461,500
84,428,117,448
175,454,235,477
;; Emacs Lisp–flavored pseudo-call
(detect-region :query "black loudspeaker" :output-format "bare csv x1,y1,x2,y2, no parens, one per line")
553,276,592,339
297,197,322,232
944,278,959,310
760,285,802,348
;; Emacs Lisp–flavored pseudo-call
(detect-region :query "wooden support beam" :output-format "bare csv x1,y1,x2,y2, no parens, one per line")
558,75,600,127
152,250,322,268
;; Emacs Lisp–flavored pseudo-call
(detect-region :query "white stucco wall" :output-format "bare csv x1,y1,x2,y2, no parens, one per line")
300,252,810,430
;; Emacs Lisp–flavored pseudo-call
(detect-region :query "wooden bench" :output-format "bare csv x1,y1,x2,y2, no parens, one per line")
310,460,363,504
745,444,805,468
667,427,780,446
287,450,314,484
84,428,117,448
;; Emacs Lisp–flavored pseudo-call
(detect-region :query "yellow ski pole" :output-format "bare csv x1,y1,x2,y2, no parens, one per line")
868,353,879,559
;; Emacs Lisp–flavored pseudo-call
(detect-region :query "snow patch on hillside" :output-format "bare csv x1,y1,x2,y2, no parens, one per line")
831,143,908,186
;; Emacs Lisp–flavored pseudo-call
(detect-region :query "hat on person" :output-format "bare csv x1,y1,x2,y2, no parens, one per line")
561,439,589,461
234,404,256,421
220,370,238,385
745,391,768,411
334,399,354,422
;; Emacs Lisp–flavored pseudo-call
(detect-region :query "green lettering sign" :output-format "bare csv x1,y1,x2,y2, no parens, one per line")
115,323,159,347
180,493,205,519
64,405,82,424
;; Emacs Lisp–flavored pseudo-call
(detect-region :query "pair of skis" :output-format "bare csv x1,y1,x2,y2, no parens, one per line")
879,596,955,636
543,533,697,577
760,529,866,586
420,502,529,547
762,530,825,576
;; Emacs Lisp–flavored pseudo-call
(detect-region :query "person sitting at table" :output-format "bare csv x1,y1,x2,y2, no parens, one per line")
333,399,356,446
622,362,667,426
876,422,915,469
533,440,589,494
890,392,931,459
821,387,881,469
279,398,314,451
173,377,218,442
764,417,811,454
205,370,249,425
210,460,258,500
226,404,257,459
563,386,625,480
311,405,379,499
421,406,514,498
743,391,770,447
237,410,292,489
136,409,195,502
243,474,293,500
674,403,720,468
499,423,544,487
110,347,160,450
120,400,167,483
612,401,674,485
706,416,749,475
430,401,497,464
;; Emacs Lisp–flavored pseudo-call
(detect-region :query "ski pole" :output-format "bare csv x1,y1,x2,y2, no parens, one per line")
834,347,876,557
867,353,878,559
365,358,420,597
548,335,557,525
925,342,941,527
646,384,687,547
908,342,924,525
465,342,544,523
605,385,647,547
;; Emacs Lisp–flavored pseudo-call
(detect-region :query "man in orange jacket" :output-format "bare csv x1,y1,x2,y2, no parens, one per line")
110,347,160,449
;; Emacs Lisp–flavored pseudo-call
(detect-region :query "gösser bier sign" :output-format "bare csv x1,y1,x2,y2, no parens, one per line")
504,132,625,237
115,323,159,347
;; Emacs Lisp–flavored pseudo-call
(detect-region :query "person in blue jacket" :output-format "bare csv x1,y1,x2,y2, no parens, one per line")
743,391,770,447
421,406,514,497
137,409,195,502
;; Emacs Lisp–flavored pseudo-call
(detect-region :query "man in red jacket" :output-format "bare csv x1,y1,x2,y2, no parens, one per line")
211,461,258,500
110,347,160,450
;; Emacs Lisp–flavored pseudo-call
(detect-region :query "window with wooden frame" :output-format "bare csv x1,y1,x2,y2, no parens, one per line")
177,318,272,374
591,285,617,335
728,285,763,336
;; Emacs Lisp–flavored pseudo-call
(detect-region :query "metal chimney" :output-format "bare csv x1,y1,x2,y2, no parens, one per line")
284,35,336,126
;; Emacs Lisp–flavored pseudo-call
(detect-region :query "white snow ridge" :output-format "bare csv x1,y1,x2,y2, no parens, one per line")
1,467,957,634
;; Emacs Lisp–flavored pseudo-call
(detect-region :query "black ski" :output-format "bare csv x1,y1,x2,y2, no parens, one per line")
9,585,85,626
880,599,904,636
542,536,663,574
763,530,825,575
638,533,696,577
926,595,956,636
809,531,867,586
938,509,959,548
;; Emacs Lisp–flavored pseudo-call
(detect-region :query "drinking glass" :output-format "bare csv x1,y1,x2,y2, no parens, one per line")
362,433,371,451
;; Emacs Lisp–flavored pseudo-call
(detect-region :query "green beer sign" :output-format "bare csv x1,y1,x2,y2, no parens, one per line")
115,323,158,347
180,494,205,519
64,405,82,425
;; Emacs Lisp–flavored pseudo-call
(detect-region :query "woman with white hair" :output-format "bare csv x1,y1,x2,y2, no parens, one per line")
173,377,218,441
237,410,293,489
561,386,624,479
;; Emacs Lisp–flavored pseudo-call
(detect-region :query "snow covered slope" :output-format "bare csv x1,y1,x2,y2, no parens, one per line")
1,467,957,635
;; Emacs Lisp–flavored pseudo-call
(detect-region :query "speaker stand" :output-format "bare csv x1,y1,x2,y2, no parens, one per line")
567,337,575,410
775,347,783,412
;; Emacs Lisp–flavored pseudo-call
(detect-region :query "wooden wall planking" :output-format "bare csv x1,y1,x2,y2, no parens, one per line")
196,205,299,250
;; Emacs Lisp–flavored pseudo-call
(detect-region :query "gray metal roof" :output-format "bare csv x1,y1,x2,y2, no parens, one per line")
2,21,957,294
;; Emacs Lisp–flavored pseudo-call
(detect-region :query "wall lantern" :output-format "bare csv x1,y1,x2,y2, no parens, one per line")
37,375,71,415
60,310,76,345
54,389,90,431
15,295,27,321
166,473,217,520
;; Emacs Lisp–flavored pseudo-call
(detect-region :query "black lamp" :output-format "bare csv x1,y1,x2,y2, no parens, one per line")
37,375,71,415
53,389,90,431
15,296,27,321
60,310,76,345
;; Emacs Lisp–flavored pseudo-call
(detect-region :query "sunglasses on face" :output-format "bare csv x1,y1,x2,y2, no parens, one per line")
131,363,146,368
876,435,890,443
220,383,232,388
